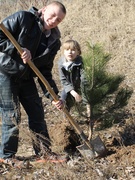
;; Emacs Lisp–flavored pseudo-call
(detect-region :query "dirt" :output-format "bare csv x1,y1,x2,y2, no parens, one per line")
0,0,135,179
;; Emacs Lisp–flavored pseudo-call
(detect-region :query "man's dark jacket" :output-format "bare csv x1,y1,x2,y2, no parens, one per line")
0,7,61,99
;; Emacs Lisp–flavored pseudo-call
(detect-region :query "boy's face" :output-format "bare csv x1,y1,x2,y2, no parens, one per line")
41,4,65,30
64,48,79,62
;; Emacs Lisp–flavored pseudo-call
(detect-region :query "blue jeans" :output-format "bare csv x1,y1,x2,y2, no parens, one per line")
0,72,50,159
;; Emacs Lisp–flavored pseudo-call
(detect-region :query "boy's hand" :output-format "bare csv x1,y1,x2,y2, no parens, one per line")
86,104,90,118
70,90,82,102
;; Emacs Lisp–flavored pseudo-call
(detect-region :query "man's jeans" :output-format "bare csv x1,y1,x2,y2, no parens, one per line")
0,72,50,159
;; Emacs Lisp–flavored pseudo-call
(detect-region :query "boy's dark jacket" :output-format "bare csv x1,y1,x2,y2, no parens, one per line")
0,7,61,99
58,55,88,103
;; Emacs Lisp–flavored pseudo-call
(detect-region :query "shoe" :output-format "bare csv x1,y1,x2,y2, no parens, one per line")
34,153,69,163
0,156,30,168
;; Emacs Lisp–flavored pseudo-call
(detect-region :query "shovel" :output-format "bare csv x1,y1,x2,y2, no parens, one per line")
0,22,107,160
77,115,107,159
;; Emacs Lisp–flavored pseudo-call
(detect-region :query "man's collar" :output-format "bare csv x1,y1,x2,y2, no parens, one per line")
44,30,51,37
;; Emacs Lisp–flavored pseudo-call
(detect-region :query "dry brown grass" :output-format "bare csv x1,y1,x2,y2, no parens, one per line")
0,0,135,179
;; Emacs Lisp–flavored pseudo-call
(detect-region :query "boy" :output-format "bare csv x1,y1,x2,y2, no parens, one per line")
58,40,90,118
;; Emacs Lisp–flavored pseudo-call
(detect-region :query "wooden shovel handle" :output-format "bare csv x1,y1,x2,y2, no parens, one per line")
0,23,93,150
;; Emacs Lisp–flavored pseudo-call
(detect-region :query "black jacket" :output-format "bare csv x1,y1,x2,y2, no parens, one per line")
58,56,84,93
0,7,61,99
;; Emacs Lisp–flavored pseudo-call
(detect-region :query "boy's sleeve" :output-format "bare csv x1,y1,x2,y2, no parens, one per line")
58,59,74,93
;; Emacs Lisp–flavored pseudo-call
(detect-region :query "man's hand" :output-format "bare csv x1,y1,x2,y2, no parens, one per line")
21,48,32,64
52,99,65,111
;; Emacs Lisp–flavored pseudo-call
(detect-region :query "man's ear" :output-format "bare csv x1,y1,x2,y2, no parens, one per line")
41,6,47,13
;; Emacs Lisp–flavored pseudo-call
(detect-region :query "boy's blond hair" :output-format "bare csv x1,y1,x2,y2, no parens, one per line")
62,40,81,55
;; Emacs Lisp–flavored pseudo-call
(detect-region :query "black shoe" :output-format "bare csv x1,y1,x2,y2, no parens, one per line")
0,156,28,168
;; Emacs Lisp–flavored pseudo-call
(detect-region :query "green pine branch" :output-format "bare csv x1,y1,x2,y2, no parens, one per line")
82,42,132,128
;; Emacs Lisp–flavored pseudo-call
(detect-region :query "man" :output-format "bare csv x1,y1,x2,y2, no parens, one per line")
0,1,67,166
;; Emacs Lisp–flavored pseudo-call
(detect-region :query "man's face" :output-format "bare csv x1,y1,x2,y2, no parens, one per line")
41,5,65,30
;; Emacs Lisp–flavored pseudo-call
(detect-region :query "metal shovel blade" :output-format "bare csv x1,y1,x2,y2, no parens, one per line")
77,143,96,160
77,135,107,160
90,136,107,157
90,135,107,157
